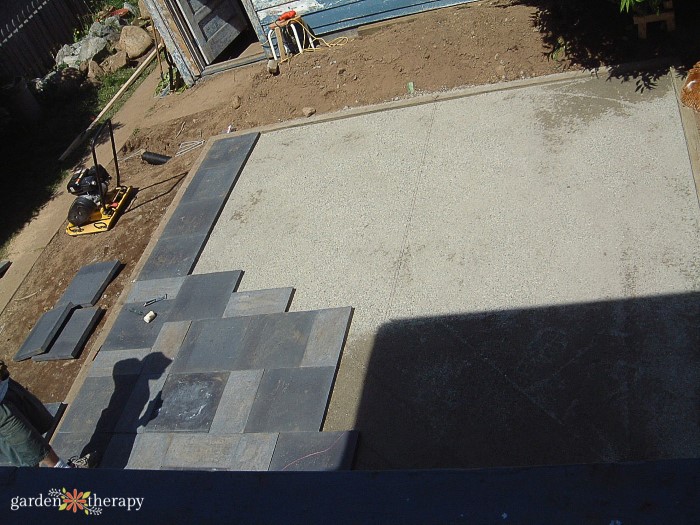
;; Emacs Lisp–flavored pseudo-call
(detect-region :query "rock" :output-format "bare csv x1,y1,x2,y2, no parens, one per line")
123,2,138,15
138,0,150,18
266,59,279,75
232,95,241,109
77,36,109,65
55,43,78,66
119,25,152,58
302,106,316,117
87,60,105,82
101,50,129,74
89,17,122,43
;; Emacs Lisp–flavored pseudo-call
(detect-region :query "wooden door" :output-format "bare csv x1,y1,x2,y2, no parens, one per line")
175,0,247,64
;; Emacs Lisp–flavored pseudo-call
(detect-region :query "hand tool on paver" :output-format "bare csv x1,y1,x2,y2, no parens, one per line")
65,119,134,237
143,294,167,307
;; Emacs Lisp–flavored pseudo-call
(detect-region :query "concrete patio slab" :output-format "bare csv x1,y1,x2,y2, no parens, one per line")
194,72,700,468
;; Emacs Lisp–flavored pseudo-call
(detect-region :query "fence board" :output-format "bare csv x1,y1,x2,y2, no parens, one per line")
0,0,89,79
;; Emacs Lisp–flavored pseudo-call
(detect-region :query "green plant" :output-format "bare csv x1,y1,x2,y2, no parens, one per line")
619,0,662,13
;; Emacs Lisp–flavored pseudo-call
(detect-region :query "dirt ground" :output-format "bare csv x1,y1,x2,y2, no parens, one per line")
0,0,697,401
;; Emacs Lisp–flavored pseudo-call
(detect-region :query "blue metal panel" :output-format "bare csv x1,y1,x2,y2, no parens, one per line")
257,0,478,37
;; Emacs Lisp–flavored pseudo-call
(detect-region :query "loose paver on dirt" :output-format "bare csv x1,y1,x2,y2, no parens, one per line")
58,260,122,307
32,307,103,361
13,302,75,362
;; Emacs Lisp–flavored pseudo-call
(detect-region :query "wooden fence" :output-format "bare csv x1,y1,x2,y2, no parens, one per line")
0,0,91,79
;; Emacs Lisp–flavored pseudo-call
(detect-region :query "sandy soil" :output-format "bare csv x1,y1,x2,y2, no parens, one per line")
0,0,694,401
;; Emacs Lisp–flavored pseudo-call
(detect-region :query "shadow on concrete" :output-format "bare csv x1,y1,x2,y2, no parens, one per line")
514,0,700,91
82,352,171,468
353,292,700,469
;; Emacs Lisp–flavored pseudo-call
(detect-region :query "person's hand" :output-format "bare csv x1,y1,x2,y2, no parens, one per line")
0,360,9,381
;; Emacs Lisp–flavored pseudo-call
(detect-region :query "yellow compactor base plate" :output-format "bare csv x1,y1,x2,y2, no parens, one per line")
66,186,133,237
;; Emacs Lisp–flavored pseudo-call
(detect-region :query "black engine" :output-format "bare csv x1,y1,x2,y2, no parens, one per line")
66,166,109,226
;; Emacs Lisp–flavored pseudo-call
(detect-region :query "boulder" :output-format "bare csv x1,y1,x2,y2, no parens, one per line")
89,17,122,43
101,50,129,74
87,60,105,82
77,36,110,65
119,25,152,59
55,43,79,68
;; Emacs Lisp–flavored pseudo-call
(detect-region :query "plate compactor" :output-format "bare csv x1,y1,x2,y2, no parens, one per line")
66,119,133,236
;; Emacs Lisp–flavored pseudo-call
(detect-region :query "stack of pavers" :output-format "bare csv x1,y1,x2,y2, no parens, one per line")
12,260,119,362
51,132,359,471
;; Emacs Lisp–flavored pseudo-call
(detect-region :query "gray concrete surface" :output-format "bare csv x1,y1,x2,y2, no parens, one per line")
195,72,700,469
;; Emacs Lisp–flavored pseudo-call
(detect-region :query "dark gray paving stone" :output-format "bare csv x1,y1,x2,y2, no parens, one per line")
269,431,359,471
0,260,10,278
167,271,243,322
125,276,186,303
223,288,294,318
114,373,169,433
145,372,229,433
33,307,103,361
59,259,122,307
301,307,353,368
100,300,173,351
163,432,277,471
143,321,191,375
171,311,319,374
137,233,208,281
244,367,337,433
100,434,139,469
160,198,227,240
209,370,263,434
88,348,151,377
13,302,75,362
126,433,174,470
181,133,260,204
59,374,139,434
50,432,112,465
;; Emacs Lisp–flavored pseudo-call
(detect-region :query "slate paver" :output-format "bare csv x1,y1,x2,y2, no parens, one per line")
33,307,102,361
114,373,169,433
209,370,263,434
162,432,277,471
145,372,229,432
43,402,66,442
13,302,75,361
222,288,294,318
269,431,358,471
171,311,325,374
137,233,208,281
244,367,337,433
100,300,173,351
167,271,243,322
160,198,227,240
181,133,260,204
88,348,152,377
100,434,139,469
142,321,191,375
50,431,112,464
169,316,250,374
59,374,138,434
126,433,174,470
125,276,186,304
300,307,353,368
59,260,122,307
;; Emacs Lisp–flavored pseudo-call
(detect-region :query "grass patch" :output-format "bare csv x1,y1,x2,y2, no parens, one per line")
0,57,156,254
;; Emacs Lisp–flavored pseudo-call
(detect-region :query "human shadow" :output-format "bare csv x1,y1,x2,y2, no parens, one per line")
353,292,700,469
81,352,172,468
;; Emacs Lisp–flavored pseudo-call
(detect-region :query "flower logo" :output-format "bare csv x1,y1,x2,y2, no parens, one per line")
49,488,102,516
